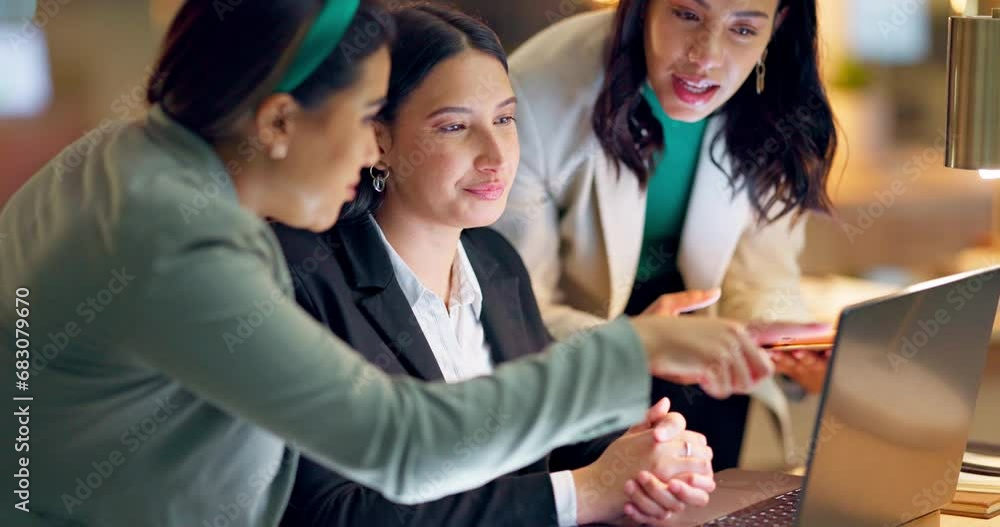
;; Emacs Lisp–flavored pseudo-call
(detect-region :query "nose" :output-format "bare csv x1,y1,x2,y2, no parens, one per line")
687,28,723,71
474,129,508,175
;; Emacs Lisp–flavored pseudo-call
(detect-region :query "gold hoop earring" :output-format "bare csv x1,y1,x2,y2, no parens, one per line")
369,165,389,193
756,48,768,95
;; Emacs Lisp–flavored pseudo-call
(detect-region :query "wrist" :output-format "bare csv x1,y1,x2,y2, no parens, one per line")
572,466,624,525
628,317,659,372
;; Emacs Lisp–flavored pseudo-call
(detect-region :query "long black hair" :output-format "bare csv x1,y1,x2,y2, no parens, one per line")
147,0,396,142
340,2,508,222
592,0,836,222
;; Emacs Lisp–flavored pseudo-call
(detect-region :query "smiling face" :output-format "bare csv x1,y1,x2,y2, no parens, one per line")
644,0,781,122
376,49,518,229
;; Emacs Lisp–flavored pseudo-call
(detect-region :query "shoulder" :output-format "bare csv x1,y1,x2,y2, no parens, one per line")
509,9,613,110
110,123,268,260
270,222,353,299
271,222,342,266
508,11,615,178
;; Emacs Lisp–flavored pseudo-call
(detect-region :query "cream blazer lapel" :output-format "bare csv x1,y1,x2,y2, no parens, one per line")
593,115,751,316
593,137,646,318
677,116,752,293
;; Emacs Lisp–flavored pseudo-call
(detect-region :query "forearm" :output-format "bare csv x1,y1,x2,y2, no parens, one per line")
540,302,610,341
359,318,650,503
136,278,650,504
284,457,559,526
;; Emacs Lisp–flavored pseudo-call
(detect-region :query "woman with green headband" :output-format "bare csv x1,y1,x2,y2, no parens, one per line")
0,1,770,526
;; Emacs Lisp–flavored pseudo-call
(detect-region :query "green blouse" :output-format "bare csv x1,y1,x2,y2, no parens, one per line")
636,82,709,285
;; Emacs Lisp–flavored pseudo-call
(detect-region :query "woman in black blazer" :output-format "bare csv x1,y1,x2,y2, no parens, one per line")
274,217,617,525
271,5,725,527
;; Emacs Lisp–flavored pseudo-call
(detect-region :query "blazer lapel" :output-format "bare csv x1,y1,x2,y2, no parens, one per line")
593,136,647,317
338,217,445,382
677,116,752,291
462,233,532,365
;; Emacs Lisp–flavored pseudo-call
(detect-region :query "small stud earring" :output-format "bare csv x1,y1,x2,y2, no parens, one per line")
271,144,288,160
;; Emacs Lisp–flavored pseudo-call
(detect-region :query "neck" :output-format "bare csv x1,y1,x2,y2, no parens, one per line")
375,200,462,303
214,142,276,219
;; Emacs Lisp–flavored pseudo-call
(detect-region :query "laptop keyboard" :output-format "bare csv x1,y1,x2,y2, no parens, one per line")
701,487,803,527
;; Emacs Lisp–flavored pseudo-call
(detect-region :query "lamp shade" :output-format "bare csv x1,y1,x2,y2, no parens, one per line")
946,9,1000,170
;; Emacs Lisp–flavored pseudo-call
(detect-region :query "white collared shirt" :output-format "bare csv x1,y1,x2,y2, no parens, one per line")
372,218,578,526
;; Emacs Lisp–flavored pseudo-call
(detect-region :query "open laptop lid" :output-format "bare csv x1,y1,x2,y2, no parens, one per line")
797,266,1000,527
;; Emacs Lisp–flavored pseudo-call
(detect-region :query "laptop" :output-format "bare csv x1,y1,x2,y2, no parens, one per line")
673,266,1000,527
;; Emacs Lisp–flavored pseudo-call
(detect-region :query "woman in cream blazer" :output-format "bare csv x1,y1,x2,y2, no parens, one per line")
495,1,839,468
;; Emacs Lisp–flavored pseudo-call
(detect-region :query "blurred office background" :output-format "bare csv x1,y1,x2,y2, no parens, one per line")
5,0,1000,276
2,0,999,469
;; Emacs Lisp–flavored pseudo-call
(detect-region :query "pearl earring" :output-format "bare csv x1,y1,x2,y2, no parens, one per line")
270,144,288,160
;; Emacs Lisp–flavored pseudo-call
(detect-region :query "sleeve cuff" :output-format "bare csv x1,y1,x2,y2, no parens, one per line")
550,470,578,526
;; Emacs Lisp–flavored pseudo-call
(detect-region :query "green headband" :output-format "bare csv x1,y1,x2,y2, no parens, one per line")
274,0,361,93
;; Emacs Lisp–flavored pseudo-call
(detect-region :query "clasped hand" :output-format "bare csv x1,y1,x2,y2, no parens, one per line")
573,398,715,526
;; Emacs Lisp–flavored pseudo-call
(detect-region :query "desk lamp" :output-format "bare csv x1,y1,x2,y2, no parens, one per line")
947,8,1000,242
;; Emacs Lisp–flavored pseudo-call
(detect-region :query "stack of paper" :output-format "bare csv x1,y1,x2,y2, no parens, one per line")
944,492,1000,519
945,443,1000,518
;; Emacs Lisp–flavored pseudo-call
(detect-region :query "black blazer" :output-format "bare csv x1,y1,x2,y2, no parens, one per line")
272,215,621,527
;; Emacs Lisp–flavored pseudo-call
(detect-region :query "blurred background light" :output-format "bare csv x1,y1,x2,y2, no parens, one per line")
0,1,53,118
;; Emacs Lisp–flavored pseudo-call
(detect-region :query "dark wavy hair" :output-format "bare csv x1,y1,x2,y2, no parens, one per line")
147,0,396,142
592,0,836,222
339,2,508,222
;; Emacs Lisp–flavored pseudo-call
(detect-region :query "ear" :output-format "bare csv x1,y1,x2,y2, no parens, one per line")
773,6,789,35
372,120,393,167
254,94,300,158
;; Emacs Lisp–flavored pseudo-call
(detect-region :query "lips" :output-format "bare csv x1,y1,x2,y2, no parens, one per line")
463,183,506,201
672,74,720,106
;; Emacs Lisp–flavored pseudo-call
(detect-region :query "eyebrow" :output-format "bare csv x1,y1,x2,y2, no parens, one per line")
425,96,518,119
690,0,771,19
366,97,387,108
